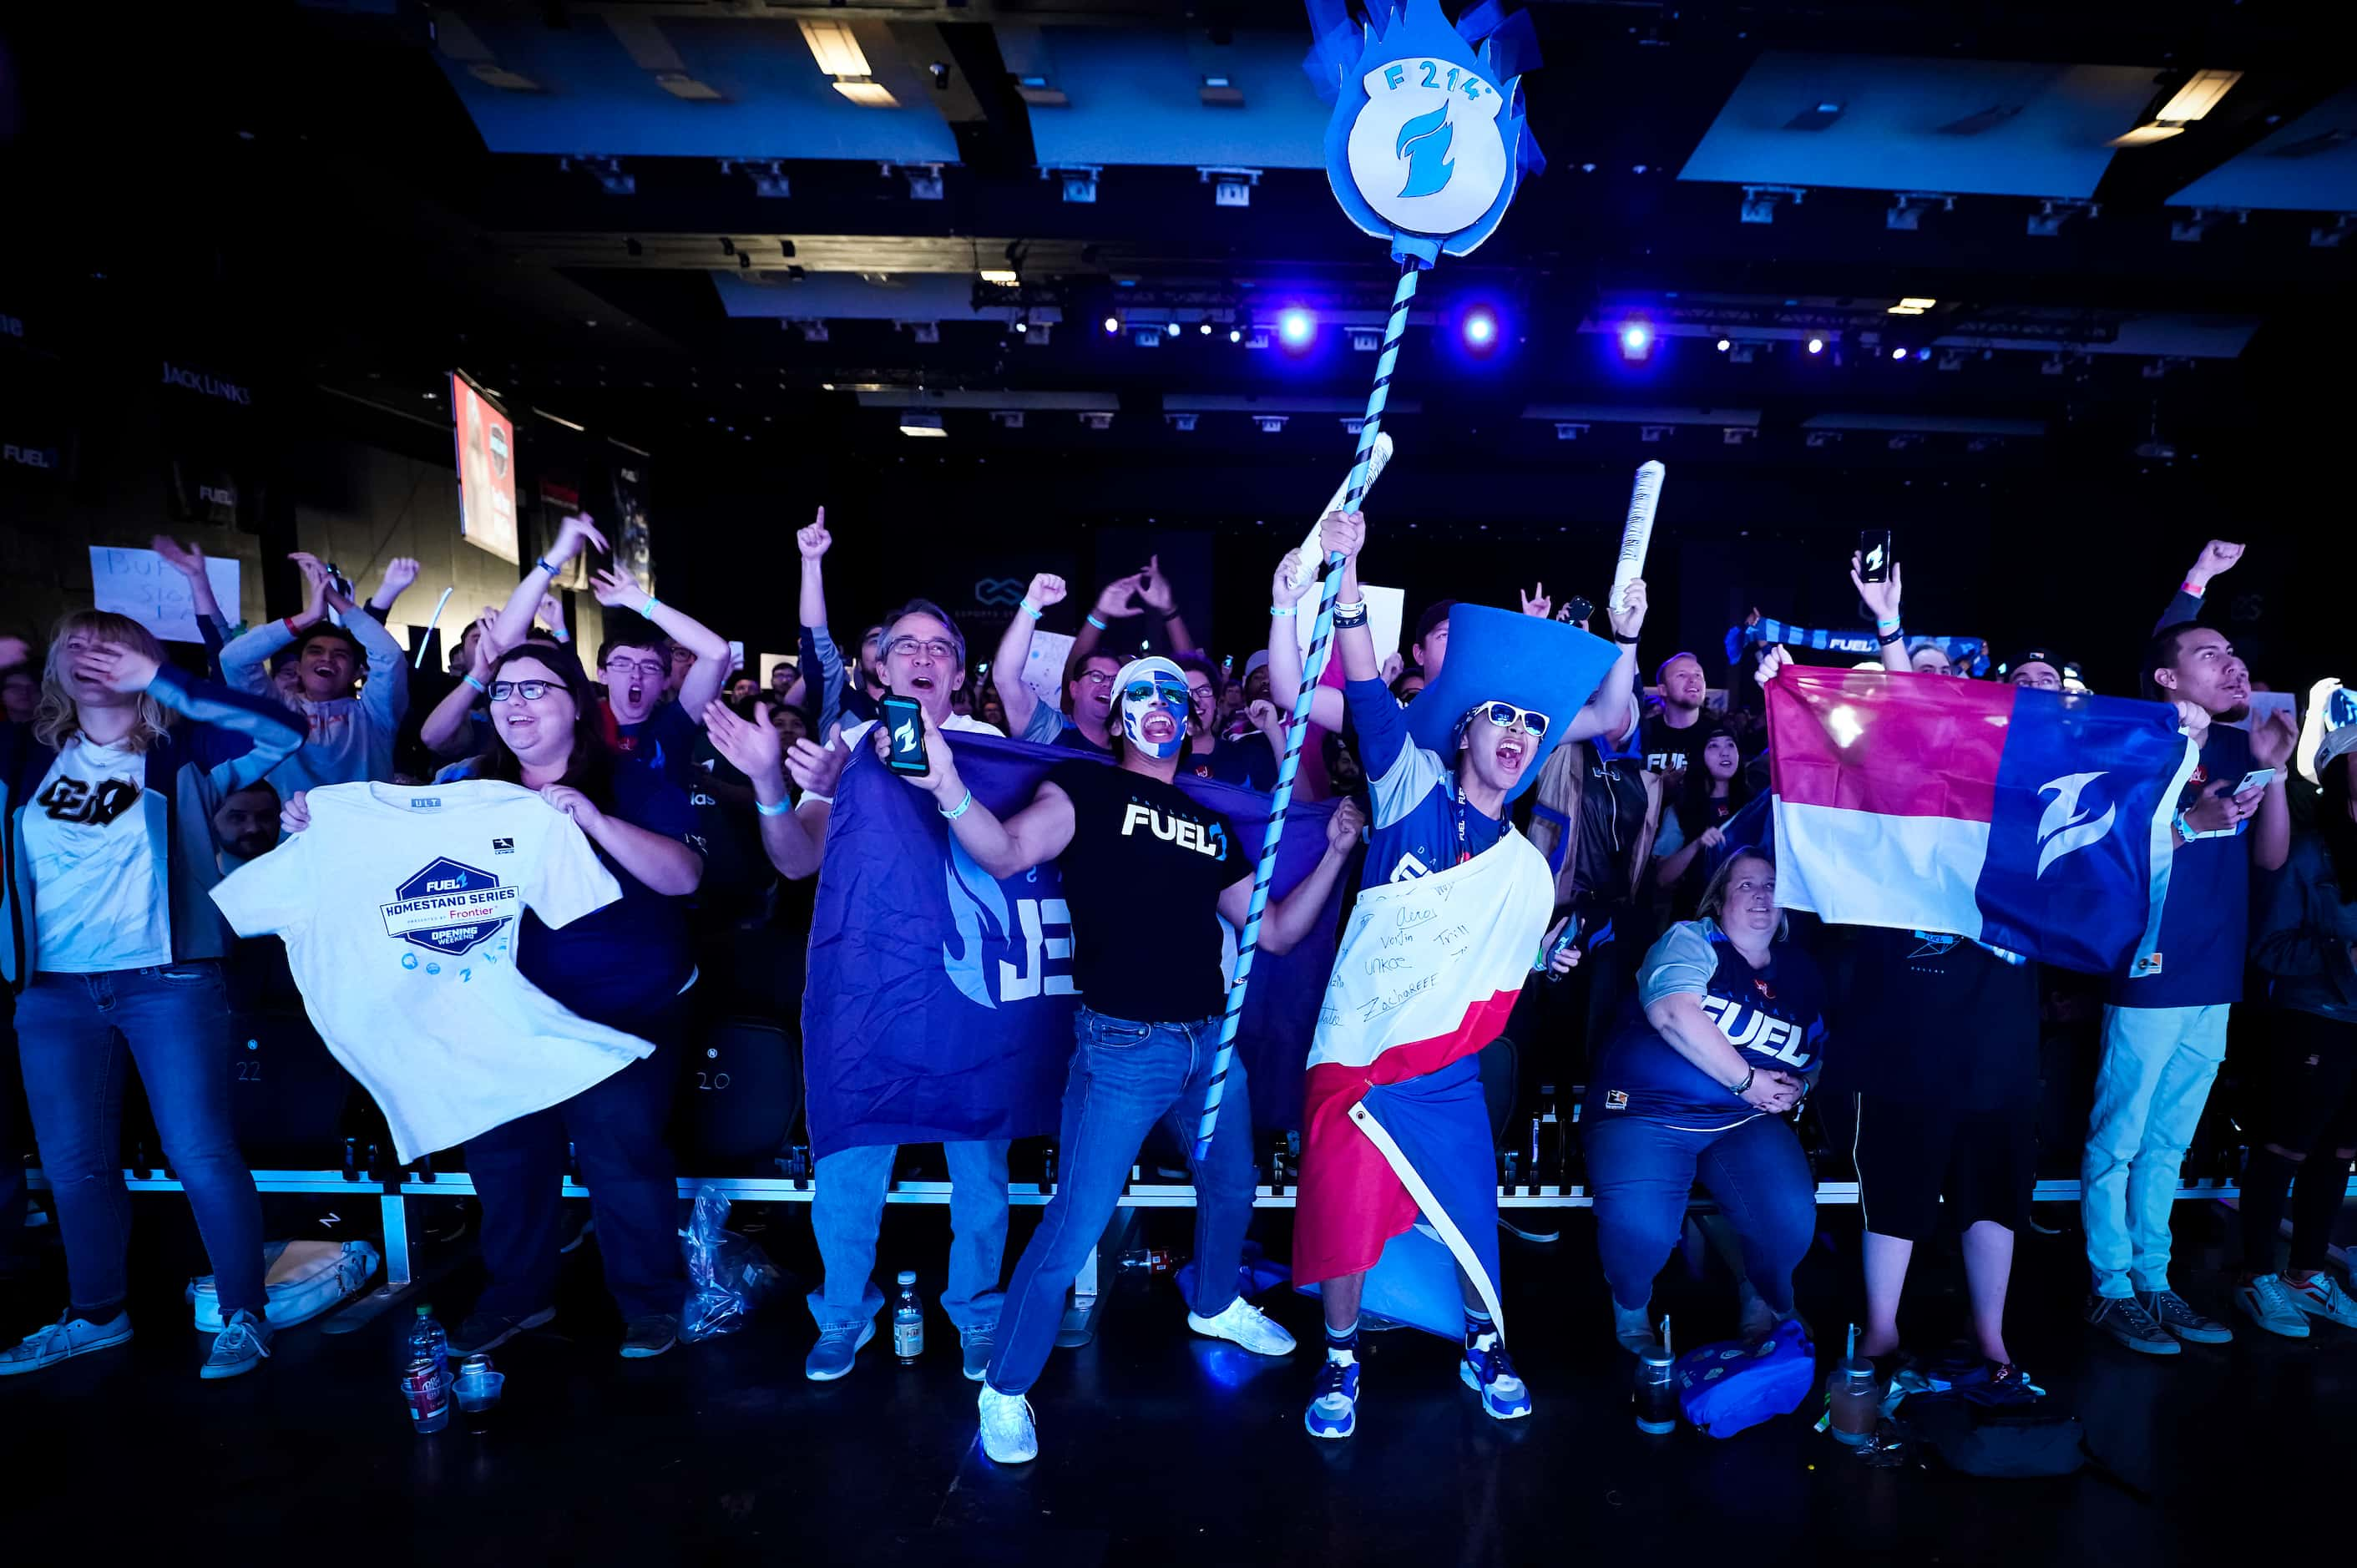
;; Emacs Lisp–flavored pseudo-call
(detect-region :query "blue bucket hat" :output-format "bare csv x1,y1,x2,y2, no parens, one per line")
1403,603,1624,803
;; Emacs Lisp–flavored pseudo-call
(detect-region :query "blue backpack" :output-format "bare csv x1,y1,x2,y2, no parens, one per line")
1675,1318,1816,1438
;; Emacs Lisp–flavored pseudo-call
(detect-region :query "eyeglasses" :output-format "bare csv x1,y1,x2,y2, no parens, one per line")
1473,701,1550,737
1074,668,1116,689
604,657,667,680
1123,678,1191,709
490,680,562,702
887,636,958,660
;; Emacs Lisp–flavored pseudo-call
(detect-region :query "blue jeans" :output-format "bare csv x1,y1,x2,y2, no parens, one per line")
988,1008,1259,1397
15,964,265,1317
2082,1003,2229,1297
468,1000,686,1323
1585,1110,1815,1314
809,1139,1009,1333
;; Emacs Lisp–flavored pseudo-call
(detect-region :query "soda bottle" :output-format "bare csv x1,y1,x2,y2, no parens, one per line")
893,1271,925,1363
402,1357,450,1434
407,1304,450,1388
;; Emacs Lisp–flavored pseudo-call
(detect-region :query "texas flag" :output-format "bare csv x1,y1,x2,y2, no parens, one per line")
1766,669,2200,974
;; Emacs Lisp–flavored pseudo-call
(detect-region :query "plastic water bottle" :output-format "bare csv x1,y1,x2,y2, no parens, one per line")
407,1304,450,1387
893,1271,925,1363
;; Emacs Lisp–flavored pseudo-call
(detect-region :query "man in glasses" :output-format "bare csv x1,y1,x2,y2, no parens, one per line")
988,573,1123,756
1292,511,1629,1443
871,653,1362,1464
703,596,1015,1386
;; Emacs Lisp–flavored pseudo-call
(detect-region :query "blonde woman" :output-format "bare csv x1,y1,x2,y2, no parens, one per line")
0,611,304,1379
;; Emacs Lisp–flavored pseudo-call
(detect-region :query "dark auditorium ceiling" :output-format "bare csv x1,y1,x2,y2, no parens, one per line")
3,1,2353,493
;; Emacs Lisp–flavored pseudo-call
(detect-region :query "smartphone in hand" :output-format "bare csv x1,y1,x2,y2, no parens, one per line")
879,695,928,777
1859,529,1894,584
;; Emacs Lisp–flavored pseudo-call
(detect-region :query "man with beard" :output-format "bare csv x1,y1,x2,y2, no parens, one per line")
1641,653,1711,778
2080,619,2296,1355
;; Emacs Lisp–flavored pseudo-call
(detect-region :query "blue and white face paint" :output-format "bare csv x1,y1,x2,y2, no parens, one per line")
1114,655,1191,761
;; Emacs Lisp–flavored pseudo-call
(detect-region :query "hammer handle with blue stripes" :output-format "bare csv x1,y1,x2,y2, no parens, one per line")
1192,258,1422,1162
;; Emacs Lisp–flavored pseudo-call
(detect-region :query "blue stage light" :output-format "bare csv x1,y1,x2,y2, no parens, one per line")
1716,338,1732,352
1279,309,1314,346
1806,336,1825,355
1464,308,1497,347
1890,346,1908,360
1103,316,1120,334
1621,323,1651,354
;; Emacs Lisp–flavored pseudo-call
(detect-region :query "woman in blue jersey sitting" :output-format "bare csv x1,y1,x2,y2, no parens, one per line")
1584,849,1828,1354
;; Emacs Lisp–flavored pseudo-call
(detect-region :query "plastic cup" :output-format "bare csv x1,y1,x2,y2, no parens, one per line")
454,1369,504,1410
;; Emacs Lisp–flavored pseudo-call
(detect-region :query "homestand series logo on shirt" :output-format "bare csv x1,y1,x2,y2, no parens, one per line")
381,857,518,956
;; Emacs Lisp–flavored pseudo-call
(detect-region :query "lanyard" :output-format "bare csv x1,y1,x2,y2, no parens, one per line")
1450,781,1472,866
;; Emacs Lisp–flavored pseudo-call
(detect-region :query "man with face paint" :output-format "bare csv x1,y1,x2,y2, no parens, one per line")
876,654,1363,1466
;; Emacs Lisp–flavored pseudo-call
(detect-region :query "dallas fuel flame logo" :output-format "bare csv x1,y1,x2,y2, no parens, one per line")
2035,772,2117,879
1326,0,1529,257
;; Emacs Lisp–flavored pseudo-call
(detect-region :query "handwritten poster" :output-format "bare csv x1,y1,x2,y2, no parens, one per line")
1019,630,1075,713
89,546,241,645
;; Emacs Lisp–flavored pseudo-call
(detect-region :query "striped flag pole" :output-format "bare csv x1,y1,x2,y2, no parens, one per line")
1194,256,1423,1162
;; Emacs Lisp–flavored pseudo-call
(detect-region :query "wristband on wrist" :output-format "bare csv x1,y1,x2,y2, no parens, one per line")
1019,599,1044,621
2181,579,2206,598
640,594,659,618
1876,627,1907,648
1615,634,1640,646
1333,606,1369,630
938,788,974,822
282,616,302,638
755,797,792,817
1732,1065,1756,1098
1874,615,1902,634
534,556,560,579
1086,612,1108,631
1334,599,1368,614
1269,604,1298,620
550,626,570,644
463,674,488,696
2173,808,2196,842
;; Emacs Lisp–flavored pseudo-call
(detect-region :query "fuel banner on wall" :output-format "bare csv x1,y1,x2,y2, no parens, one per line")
453,371,517,563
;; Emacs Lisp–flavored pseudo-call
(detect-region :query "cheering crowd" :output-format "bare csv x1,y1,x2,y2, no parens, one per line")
1,510,2352,1470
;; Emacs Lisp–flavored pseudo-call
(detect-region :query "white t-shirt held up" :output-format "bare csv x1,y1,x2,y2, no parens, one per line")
211,780,657,1161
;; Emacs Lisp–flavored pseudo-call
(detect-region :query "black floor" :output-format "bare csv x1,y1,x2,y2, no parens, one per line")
3,1193,2349,1565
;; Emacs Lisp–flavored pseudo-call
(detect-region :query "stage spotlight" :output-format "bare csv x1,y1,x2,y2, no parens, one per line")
1199,322,1212,336
1916,346,1932,362
1103,316,1120,334
1166,322,1181,337
1279,308,1314,345
1464,308,1497,348
1716,338,1732,352
1806,337,1825,355
1890,346,1908,360
1014,319,1029,334
1229,328,1242,343
1620,322,1651,357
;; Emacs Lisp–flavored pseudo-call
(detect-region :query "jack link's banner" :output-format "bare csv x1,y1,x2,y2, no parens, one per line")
802,734,1346,1159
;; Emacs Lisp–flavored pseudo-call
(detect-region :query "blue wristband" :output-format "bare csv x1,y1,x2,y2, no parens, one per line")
641,594,659,618
463,674,488,696
756,797,792,817
1270,604,1298,619
1086,612,1108,631
1019,599,1044,621
534,556,559,579
939,788,974,821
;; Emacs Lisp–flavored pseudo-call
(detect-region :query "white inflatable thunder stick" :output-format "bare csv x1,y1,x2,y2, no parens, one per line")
1611,460,1666,616
1288,432,1396,592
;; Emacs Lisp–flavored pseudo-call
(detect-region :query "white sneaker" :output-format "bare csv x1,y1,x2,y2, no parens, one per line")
977,1384,1038,1464
202,1309,273,1380
0,1310,132,1375
2284,1271,2357,1329
2234,1274,2312,1339
1187,1297,1297,1357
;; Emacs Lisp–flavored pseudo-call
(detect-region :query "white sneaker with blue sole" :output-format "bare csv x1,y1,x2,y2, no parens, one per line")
0,1310,132,1375
1461,1339,1532,1420
1304,1357,1361,1439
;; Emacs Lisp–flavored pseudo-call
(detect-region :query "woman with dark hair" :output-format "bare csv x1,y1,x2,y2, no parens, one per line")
1649,725,1751,921
1583,850,1828,1354
288,642,702,1358
2238,729,2357,1336
1,613,304,1379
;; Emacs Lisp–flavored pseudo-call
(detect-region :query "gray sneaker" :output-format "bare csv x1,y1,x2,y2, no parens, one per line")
805,1318,873,1382
201,1309,273,1379
2085,1292,2180,1354
2281,1271,2357,1329
620,1313,678,1359
1612,1299,1658,1356
960,1323,994,1383
2234,1274,2313,1339
2138,1288,2233,1345
0,1309,133,1375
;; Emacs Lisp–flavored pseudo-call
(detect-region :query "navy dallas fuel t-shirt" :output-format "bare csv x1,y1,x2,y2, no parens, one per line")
1587,918,1829,1129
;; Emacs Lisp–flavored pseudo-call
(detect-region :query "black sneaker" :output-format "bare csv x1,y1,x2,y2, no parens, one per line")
449,1307,555,1356
2137,1288,2233,1345
620,1313,678,1360
2085,1292,2180,1355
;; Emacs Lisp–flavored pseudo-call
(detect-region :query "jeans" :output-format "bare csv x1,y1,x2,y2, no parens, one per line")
15,964,265,1317
809,1140,1009,1333
1585,1111,1815,1313
988,1008,1259,1397
468,999,686,1323
1,990,26,1253
2082,1003,2229,1297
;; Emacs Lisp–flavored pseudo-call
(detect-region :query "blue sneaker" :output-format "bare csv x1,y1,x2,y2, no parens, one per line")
1303,1357,1361,1440
1460,1339,1532,1420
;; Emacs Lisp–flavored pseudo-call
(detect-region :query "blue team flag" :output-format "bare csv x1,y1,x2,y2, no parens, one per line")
802,733,1346,1159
